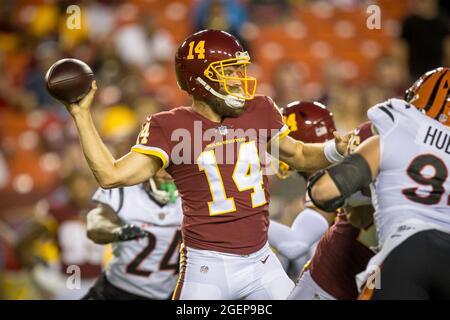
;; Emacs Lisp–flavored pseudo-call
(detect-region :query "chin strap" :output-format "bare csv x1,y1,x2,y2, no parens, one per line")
195,77,245,109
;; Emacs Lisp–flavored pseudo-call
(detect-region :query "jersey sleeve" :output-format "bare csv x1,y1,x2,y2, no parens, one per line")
265,96,290,142
367,98,413,135
131,115,171,168
91,187,124,213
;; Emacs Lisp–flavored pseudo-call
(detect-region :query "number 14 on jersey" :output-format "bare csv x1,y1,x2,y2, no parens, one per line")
198,141,267,216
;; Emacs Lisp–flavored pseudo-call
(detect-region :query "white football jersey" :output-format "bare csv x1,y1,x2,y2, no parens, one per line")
368,98,450,245
92,185,183,299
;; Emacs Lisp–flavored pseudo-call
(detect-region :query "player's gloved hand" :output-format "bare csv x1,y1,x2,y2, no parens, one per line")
112,224,148,242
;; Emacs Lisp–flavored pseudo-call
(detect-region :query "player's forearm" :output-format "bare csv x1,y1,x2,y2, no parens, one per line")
287,141,330,172
310,136,379,203
308,150,376,212
300,142,332,170
86,207,121,244
309,172,342,205
71,110,119,188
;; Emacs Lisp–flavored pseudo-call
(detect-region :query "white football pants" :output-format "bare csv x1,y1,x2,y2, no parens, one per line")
173,242,294,300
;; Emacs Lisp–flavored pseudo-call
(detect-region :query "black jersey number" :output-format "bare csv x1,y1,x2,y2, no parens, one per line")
402,154,449,206
126,230,182,277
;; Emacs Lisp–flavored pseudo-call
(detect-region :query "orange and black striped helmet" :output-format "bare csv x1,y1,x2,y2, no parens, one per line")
405,67,450,127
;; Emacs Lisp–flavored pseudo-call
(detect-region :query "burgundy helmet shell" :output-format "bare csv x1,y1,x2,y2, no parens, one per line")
175,29,256,105
276,101,336,179
347,121,375,155
283,101,336,143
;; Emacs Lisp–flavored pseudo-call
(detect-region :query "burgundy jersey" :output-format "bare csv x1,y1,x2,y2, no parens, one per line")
132,96,289,255
308,212,376,300
48,203,104,279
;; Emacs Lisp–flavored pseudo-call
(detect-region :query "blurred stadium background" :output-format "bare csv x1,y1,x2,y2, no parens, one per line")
0,0,448,299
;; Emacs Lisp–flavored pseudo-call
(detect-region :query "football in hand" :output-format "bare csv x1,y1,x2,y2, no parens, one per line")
45,58,94,104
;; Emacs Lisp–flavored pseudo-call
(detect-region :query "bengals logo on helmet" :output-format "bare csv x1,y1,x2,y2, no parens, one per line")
405,67,450,127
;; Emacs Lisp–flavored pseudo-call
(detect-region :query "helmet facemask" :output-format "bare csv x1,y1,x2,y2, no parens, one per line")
197,51,257,109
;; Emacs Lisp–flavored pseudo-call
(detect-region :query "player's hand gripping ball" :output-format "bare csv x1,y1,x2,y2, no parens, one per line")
45,58,94,104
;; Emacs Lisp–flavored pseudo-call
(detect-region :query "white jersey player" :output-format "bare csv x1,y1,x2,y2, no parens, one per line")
367,99,450,244
308,67,450,300
83,170,183,300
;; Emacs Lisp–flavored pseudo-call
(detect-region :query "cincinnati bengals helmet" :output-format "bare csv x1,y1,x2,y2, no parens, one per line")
277,101,336,179
175,29,256,108
405,67,450,127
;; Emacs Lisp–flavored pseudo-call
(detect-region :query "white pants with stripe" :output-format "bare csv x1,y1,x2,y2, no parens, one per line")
173,243,294,300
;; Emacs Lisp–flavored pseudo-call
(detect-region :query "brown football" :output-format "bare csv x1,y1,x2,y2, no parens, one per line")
45,58,94,104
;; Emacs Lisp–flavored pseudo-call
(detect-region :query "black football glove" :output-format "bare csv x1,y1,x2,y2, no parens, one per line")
112,224,148,242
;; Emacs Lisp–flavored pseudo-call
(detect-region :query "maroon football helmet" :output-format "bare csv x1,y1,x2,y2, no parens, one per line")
276,101,336,179
283,101,336,143
175,29,256,108
347,121,375,155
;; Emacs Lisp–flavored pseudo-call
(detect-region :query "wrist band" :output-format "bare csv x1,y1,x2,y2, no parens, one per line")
324,139,344,163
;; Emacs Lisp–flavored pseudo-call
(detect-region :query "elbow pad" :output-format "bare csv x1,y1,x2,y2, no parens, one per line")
308,154,373,212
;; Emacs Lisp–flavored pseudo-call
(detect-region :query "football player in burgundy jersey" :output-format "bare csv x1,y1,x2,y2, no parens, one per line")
288,121,377,300
267,103,376,300
268,101,337,265
62,29,351,299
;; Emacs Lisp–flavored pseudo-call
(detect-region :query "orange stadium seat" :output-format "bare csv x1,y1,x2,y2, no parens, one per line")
0,110,59,209
251,1,397,85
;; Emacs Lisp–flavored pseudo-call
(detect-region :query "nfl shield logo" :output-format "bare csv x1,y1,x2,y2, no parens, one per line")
315,125,327,137
217,125,228,135
200,265,209,273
